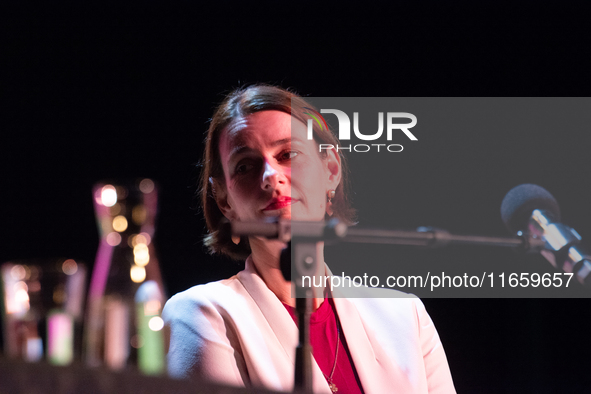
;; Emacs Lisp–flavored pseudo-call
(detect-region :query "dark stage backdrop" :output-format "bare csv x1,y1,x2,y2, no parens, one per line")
2,4,591,393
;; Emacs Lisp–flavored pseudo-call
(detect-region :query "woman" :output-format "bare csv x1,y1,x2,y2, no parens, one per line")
162,84,456,393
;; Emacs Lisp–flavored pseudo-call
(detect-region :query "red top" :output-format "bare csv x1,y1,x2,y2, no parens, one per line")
283,298,364,393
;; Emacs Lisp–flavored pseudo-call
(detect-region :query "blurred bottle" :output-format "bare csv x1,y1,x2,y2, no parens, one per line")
135,280,166,375
83,179,166,371
1,258,87,365
1,262,44,362
45,258,87,365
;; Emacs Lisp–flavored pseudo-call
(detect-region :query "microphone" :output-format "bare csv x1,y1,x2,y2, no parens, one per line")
501,184,591,285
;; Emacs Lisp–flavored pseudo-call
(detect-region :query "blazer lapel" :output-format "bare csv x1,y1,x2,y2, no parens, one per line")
327,260,418,394
237,256,332,394
333,296,417,393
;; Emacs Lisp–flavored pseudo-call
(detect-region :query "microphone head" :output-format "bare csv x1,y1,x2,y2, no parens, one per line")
500,184,561,234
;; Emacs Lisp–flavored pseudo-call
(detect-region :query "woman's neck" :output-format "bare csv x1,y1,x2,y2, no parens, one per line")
249,237,325,310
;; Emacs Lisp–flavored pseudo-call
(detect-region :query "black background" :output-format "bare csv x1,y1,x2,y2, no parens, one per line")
2,3,591,393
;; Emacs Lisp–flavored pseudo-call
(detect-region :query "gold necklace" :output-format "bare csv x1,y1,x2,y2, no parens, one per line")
323,319,340,393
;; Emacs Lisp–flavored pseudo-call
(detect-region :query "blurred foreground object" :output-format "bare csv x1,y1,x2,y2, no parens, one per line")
84,179,166,372
1,259,87,365
0,358,282,394
135,281,166,375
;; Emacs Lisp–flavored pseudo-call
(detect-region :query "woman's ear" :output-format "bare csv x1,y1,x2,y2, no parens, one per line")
324,146,342,191
212,178,236,220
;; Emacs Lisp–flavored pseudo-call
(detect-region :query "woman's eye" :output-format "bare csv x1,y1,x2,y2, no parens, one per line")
235,162,253,175
279,151,298,161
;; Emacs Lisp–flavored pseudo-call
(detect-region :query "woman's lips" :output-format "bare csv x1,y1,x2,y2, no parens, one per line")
263,196,296,211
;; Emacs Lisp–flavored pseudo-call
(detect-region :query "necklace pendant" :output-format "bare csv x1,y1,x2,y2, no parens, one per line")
328,382,338,393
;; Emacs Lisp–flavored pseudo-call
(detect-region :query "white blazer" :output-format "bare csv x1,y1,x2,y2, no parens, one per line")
163,257,456,393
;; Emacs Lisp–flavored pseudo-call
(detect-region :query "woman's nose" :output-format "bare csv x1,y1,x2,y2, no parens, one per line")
261,161,279,190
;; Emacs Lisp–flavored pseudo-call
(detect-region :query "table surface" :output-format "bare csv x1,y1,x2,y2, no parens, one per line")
0,358,283,394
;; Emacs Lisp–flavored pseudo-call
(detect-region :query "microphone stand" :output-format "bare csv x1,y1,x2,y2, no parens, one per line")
282,238,322,394
229,219,546,250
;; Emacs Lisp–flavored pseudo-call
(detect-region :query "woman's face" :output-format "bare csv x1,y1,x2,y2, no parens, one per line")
215,110,341,223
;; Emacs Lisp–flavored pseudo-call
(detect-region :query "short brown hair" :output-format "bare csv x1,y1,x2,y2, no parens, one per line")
200,84,356,259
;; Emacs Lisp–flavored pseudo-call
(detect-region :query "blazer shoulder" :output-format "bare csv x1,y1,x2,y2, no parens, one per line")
162,275,244,321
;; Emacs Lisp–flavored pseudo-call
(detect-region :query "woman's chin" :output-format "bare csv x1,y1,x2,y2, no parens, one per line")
262,207,292,220
290,214,326,222
260,205,325,222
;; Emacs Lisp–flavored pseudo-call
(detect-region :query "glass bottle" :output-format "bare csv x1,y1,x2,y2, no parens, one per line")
83,178,165,371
